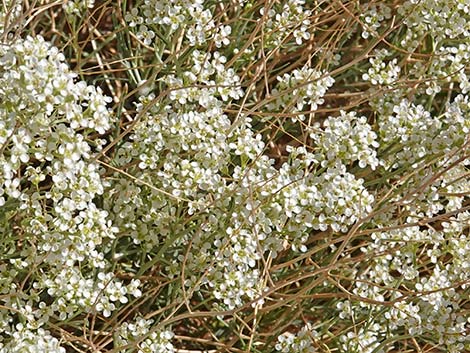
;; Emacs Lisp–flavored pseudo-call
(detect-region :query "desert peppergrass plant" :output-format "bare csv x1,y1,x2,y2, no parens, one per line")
0,0,470,352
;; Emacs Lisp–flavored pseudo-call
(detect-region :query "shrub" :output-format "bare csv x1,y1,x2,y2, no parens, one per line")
0,0,469,352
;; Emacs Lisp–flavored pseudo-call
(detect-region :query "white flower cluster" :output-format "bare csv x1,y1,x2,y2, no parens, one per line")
125,0,231,47
310,110,380,169
360,3,392,39
268,67,334,121
116,317,175,353
260,0,312,46
62,0,95,15
163,50,244,105
43,269,142,319
339,322,384,353
378,96,470,171
408,43,470,99
399,0,470,49
362,49,400,86
278,161,374,234
439,44,470,94
275,325,318,353
0,325,66,353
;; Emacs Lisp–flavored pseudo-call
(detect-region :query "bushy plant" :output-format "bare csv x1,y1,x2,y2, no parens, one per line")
0,0,469,352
